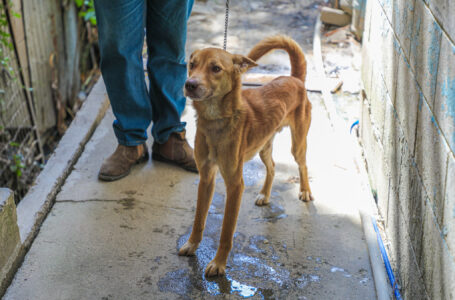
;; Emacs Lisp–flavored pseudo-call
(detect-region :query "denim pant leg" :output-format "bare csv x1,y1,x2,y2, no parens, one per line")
146,0,194,144
94,0,151,146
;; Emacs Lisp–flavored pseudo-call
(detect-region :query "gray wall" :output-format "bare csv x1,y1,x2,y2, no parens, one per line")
360,0,455,298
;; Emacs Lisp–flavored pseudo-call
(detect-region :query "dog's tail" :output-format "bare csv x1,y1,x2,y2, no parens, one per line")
247,35,307,83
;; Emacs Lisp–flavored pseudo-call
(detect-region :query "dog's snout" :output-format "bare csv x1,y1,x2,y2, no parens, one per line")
185,79,199,91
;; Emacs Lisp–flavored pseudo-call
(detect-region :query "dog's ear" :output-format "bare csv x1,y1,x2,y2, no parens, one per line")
189,50,200,62
233,55,258,73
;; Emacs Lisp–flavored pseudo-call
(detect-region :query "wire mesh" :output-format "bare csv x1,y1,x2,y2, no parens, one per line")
0,45,43,202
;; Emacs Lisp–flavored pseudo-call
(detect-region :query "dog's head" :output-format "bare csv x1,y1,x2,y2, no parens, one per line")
184,48,257,101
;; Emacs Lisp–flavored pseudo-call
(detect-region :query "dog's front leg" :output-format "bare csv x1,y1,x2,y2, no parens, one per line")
179,132,217,256
179,160,217,256
205,163,244,277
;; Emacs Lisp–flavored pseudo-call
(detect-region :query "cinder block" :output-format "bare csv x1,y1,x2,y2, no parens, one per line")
320,7,351,26
382,99,404,227
395,52,420,152
361,45,373,99
415,97,450,228
360,97,389,217
377,0,393,23
410,0,442,108
368,0,386,68
426,0,455,43
385,203,427,300
434,34,455,153
380,26,400,103
368,4,399,99
362,0,373,43
0,189,20,271
376,150,389,222
383,98,402,182
420,200,455,300
370,72,390,143
443,153,455,254
0,188,21,293
398,154,427,261
392,0,416,59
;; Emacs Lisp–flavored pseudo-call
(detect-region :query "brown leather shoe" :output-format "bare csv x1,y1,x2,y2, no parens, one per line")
152,130,198,173
98,144,149,181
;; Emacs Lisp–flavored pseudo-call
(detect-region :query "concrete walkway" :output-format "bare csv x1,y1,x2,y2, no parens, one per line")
4,1,377,299
4,92,376,299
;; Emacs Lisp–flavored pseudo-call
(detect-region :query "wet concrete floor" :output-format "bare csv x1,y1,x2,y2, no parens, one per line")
4,92,376,299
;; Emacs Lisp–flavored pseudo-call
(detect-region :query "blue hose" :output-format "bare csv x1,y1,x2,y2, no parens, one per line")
350,120,359,134
372,217,403,300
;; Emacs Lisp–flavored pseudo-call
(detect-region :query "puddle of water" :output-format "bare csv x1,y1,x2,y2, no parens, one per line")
174,205,367,299
243,158,265,187
295,273,321,288
208,191,225,215
233,254,290,286
359,277,369,284
157,269,192,296
230,279,257,297
330,266,352,278
247,235,268,254
205,276,259,298
193,158,264,188
254,203,288,223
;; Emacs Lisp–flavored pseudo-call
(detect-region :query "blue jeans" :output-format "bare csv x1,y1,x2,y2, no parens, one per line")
94,0,194,145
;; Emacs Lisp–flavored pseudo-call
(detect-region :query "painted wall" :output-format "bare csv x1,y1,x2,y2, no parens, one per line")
360,0,455,298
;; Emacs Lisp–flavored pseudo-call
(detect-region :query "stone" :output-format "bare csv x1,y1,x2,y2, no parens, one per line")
397,150,427,261
415,95,450,228
434,33,455,154
340,0,353,15
443,154,455,255
0,189,19,270
392,0,416,59
410,0,442,108
320,7,351,27
420,199,455,299
426,0,455,43
0,189,20,295
394,51,419,152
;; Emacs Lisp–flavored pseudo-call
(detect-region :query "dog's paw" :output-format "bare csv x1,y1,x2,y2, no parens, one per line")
255,193,270,206
299,191,314,202
205,260,226,277
178,241,199,256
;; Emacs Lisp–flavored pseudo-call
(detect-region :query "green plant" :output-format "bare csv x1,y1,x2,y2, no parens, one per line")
0,2,18,77
75,0,96,25
9,142,25,178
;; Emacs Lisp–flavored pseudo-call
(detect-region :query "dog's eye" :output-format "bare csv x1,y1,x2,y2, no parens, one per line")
189,62,194,69
212,66,222,73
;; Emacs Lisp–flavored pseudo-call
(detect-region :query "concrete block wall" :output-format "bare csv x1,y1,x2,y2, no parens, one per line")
0,189,21,294
360,0,455,298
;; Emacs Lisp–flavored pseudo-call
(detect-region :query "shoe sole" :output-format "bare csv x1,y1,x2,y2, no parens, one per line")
98,152,149,182
152,152,198,173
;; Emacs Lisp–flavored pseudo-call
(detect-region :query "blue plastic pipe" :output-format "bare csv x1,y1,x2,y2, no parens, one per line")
372,217,403,300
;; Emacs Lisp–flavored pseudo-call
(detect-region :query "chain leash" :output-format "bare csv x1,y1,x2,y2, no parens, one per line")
223,0,230,51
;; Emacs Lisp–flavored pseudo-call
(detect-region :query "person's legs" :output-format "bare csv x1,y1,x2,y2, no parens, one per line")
145,0,194,144
95,0,151,146
95,0,151,181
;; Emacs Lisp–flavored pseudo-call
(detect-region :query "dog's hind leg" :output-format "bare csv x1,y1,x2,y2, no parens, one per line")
290,101,314,202
255,138,275,206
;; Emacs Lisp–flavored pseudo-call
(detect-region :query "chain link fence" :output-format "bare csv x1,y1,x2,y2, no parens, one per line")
0,42,44,201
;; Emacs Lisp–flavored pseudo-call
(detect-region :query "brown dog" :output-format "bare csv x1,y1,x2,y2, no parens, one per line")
178,36,313,276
